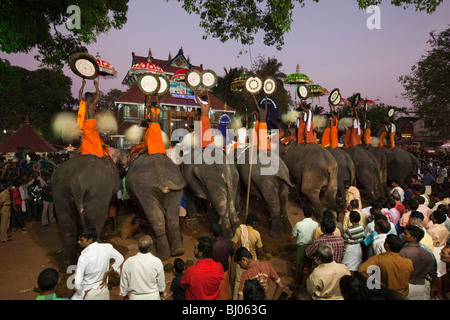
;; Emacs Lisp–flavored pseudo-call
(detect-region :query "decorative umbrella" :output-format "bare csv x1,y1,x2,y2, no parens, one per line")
96,54,117,77
306,84,329,107
358,99,377,107
170,68,190,82
284,64,312,109
129,61,165,75
339,97,351,107
231,69,249,92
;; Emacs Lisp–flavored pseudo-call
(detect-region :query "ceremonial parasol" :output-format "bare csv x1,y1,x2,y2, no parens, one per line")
95,54,117,77
307,84,329,107
284,64,312,109
358,99,377,108
339,97,351,107
129,61,165,76
170,68,190,82
231,69,249,92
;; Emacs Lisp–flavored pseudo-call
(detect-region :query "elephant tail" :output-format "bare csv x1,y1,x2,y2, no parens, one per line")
276,159,294,188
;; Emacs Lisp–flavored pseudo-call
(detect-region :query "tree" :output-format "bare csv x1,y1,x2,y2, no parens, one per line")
398,26,450,139
98,88,124,111
173,0,443,50
0,0,129,69
0,62,76,140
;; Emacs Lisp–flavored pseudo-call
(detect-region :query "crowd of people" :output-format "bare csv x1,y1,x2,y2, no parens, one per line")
30,149,450,301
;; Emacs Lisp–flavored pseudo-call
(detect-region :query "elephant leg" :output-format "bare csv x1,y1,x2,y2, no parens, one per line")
185,190,198,225
138,196,171,261
300,174,326,217
54,201,78,273
165,191,185,257
279,183,291,233
266,195,283,239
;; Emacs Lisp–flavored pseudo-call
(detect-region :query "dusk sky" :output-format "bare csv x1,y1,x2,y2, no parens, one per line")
1,0,449,111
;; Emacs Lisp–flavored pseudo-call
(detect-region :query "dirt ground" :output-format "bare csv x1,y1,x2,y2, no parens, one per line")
0,198,306,300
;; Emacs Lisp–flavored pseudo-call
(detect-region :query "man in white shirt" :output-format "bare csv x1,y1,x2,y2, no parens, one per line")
390,180,404,203
292,205,318,286
72,226,124,300
120,235,166,300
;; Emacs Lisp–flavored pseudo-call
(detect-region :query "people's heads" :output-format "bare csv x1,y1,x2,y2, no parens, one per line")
387,198,396,209
439,245,450,263
2,181,12,190
209,223,222,238
174,258,185,274
243,279,266,300
138,235,153,254
344,180,352,189
303,205,314,218
36,268,60,293
430,210,446,224
432,192,444,201
194,237,214,259
84,92,95,103
322,210,336,221
289,285,313,300
349,211,361,224
413,184,426,195
234,247,253,269
246,213,259,227
437,204,449,217
350,199,360,210
320,217,336,234
407,198,419,211
391,180,399,187
403,224,424,243
370,207,382,218
384,234,405,253
317,242,334,264
375,219,390,234
409,210,424,222
339,275,369,300
78,226,98,248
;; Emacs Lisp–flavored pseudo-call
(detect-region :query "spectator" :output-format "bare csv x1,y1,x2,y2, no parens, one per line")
120,235,165,300
342,199,368,232
234,247,283,300
306,242,351,300
72,226,124,300
306,217,344,272
41,177,55,226
291,205,318,286
339,275,370,300
289,285,313,300
408,212,434,252
0,182,13,242
242,279,266,300
359,234,413,297
180,237,224,300
10,180,27,232
399,224,437,300
209,222,233,300
390,180,405,203
35,268,69,300
344,180,362,211
28,180,43,223
400,198,419,228
341,211,365,274
372,219,390,256
312,209,342,239
170,258,186,300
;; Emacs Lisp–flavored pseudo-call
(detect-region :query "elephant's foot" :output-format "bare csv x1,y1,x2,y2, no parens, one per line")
269,218,283,238
186,217,198,226
156,238,171,261
282,217,292,233
171,247,185,256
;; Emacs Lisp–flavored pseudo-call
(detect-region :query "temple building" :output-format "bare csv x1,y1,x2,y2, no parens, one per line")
113,48,234,149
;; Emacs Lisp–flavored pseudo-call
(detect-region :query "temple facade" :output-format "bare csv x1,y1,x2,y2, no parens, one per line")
113,48,234,149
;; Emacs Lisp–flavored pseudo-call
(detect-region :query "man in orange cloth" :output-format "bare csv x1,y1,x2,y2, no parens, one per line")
386,116,396,148
379,122,388,148
298,102,316,144
194,89,215,148
145,101,166,155
78,79,109,158
349,107,361,147
330,104,339,148
362,109,371,146
321,116,332,148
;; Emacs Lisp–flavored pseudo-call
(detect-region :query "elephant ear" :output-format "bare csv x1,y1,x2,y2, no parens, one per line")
275,157,294,187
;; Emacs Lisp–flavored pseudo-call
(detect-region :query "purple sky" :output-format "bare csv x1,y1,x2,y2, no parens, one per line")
1,0,449,111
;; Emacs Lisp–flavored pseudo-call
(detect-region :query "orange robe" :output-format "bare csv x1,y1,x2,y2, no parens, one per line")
201,115,214,148
379,131,387,148
145,123,166,154
80,119,108,157
330,117,339,148
258,122,268,151
389,132,395,148
304,112,316,144
321,127,331,147
364,128,371,145
344,130,352,149
297,120,306,144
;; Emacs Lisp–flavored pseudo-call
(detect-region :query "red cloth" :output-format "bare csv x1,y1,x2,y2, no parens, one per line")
237,260,280,298
11,188,22,206
180,259,224,300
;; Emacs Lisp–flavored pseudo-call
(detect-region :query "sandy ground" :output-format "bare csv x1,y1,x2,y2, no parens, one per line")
0,198,306,300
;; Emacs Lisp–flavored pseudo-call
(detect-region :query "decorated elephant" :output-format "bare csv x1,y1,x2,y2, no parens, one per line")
365,145,389,197
177,145,241,240
52,154,122,272
235,145,293,238
327,147,356,202
343,146,384,201
280,141,339,216
381,147,420,186
125,152,186,261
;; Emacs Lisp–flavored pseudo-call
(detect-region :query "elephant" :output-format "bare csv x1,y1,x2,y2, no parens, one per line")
327,147,356,202
343,146,384,201
381,147,420,186
365,145,389,197
125,152,186,261
235,145,293,238
52,154,122,272
178,145,241,240
280,141,339,216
